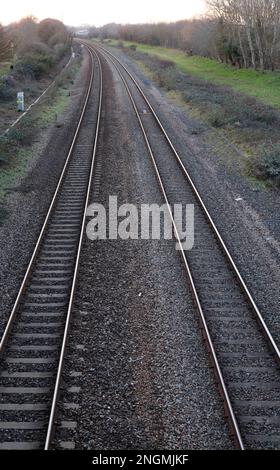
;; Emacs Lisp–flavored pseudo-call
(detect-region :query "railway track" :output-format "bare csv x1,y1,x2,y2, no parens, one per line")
0,46,102,450
88,42,280,450
0,37,279,451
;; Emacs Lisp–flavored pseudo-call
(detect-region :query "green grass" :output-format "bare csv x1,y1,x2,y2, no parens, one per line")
107,40,280,109
39,87,69,127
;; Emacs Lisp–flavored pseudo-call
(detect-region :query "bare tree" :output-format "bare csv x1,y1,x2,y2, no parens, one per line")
207,0,280,70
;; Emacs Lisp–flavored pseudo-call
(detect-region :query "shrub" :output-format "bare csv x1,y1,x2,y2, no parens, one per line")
18,41,52,56
0,77,15,101
154,58,175,70
16,53,54,79
250,108,278,126
53,43,70,61
8,116,37,145
254,145,280,185
15,41,54,79
0,154,9,165
48,32,68,48
129,44,137,51
158,68,177,90
38,18,68,46
148,57,177,90
207,105,227,128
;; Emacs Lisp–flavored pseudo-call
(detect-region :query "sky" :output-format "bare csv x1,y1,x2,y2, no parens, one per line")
1,0,206,27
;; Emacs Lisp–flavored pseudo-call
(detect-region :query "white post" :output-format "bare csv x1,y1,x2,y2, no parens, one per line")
17,92,24,112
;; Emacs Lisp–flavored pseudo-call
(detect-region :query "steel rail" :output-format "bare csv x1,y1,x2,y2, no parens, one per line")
89,43,245,450
93,42,280,368
0,48,95,356
44,47,103,449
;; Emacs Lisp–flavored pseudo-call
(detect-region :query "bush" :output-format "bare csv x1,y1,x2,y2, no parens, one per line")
19,41,52,57
0,154,9,165
158,68,177,90
249,107,278,126
8,116,36,145
15,42,55,79
153,58,175,70
254,145,280,184
38,18,68,46
207,105,227,128
148,57,177,91
0,77,15,101
53,43,70,61
129,44,137,51
16,53,54,79
48,32,68,48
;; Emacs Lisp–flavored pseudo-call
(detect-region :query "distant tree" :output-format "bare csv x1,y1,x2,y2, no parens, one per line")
9,16,38,49
38,18,68,45
88,26,98,38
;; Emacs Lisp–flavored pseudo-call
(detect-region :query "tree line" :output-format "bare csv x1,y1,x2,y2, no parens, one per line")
91,0,280,71
208,0,280,70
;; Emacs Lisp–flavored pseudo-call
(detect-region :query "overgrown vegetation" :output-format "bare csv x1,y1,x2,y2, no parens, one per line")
0,114,39,188
0,17,72,139
0,76,15,101
109,40,280,109
251,145,280,186
12,17,71,79
0,57,79,203
114,45,280,187
0,17,71,88
0,18,79,224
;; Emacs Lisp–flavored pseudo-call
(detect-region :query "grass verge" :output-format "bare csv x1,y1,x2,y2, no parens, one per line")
106,39,280,109
0,56,81,204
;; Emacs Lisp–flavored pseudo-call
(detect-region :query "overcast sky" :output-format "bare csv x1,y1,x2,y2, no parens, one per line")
2,0,206,26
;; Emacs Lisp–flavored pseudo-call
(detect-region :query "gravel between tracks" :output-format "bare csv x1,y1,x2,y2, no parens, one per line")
54,53,233,450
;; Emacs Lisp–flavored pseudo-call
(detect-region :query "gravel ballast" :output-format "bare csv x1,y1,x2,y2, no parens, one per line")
54,53,233,450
